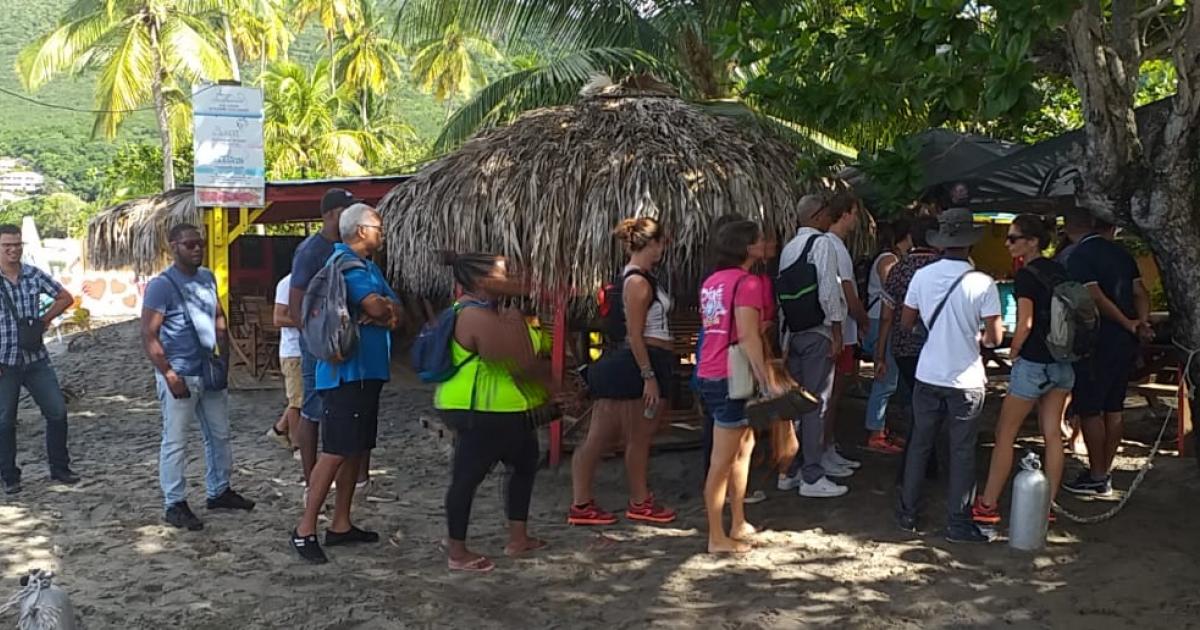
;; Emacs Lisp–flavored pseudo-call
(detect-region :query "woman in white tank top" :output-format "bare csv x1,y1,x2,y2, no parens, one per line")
570,217,678,526
863,219,913,453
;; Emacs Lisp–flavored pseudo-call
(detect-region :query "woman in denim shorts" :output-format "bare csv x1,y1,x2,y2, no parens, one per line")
974,214,1073,525
695,221,783,554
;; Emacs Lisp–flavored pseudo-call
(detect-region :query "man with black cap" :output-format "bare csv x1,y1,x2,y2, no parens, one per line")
289,188,364,501
897,208,1004,543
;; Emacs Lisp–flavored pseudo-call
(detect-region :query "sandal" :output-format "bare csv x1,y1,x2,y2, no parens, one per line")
448,556,495,573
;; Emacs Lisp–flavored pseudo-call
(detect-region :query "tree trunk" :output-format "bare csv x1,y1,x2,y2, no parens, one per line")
361,90,369,128
327,32,337,94
149,22,175,191
223,14,241,83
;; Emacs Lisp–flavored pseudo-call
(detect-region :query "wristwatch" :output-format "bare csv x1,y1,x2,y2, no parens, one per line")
640,367,656,380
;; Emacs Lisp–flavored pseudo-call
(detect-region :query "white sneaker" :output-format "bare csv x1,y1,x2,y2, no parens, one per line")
800,477,849,498
777,474,802,491
824,446,861,470
824,464,855,478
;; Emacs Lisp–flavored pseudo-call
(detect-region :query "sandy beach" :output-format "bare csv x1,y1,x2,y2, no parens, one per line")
0,319,1197,629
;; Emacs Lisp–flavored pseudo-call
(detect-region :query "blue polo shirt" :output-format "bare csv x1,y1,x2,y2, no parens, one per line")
315,244,398,390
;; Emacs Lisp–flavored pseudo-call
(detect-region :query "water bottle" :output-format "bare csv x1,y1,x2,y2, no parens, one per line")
1009,451,1050,551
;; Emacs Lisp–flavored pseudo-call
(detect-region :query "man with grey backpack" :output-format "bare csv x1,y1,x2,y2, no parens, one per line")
897,208,1004,543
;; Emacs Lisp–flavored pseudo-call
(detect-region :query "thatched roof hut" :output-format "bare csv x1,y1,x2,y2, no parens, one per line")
86,188,199,274
378,78,818,306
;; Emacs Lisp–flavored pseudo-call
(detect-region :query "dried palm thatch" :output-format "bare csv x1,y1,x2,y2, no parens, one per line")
380,77,831,308
86,188,199,275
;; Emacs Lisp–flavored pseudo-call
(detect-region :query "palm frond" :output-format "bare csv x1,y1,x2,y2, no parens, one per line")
161,15,233,82
91,21,153,138
16,9,118,91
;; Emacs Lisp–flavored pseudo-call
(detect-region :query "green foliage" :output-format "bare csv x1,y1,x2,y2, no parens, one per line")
97,142,194,203
0,191,94,237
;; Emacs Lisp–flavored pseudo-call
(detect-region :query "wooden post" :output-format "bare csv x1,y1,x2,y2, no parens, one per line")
549,294,567,468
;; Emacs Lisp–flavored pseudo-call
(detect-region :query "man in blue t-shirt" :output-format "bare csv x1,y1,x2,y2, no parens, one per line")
1062,216,1152,497
289,188,360,495
290,204,401,564
142,224,255,531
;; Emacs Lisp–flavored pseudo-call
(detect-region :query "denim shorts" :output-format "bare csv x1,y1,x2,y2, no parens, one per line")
1008,357,1075,400
697,378,748,430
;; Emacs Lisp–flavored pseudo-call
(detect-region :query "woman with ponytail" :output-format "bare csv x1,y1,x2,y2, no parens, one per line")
569,217,677,526
974,214,1072,526
434,251,552,573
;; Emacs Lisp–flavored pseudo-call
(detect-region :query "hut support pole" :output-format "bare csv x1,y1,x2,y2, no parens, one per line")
549,296,566,468
204,205,267,315
1179,364,1194,457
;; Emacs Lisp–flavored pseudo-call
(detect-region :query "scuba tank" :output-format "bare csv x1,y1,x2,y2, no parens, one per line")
1009,451,1050,551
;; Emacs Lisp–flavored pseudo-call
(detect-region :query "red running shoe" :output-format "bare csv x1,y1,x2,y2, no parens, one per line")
866,432,903,454
971,498,1001,525
567,500,617,526
626,494,677,524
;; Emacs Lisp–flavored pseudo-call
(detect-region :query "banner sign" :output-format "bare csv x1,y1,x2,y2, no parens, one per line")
193,84,265,208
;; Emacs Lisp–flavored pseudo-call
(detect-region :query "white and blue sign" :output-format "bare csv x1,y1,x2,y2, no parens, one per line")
193,84,265,208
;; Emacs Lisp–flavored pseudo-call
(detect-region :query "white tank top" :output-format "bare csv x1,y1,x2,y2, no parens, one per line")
866,251,897,319
623,264,672,341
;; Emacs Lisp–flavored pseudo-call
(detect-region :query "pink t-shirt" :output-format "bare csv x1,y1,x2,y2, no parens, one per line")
697,269,769,380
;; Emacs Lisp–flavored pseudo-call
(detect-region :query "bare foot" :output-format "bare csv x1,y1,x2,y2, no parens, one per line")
504,536,548,557
731,522,758,541
708,536,752,554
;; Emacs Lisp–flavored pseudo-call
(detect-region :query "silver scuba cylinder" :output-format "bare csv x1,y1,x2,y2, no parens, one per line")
1008,451,1050,551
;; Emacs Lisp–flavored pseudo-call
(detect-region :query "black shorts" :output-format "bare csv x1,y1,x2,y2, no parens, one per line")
586,345,674,400
1072,337,1138,415
319,380,384,456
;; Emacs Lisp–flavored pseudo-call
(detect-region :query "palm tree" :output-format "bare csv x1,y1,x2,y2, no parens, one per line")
396,0,857,157
291,0,362,92
260,59,370,178
405,2,503,120
18,0,233,189
217,0,294,80
334,0,406,127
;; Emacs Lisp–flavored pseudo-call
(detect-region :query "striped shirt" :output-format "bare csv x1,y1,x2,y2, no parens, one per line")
0,264,63,366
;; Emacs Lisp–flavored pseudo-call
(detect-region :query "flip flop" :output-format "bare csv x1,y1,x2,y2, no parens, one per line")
505,538,548,557
448,556,495,573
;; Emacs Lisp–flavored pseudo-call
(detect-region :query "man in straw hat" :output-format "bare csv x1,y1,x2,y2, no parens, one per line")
896,207,1004,543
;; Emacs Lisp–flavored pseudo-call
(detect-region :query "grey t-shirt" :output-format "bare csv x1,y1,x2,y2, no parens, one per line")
143,266,219,376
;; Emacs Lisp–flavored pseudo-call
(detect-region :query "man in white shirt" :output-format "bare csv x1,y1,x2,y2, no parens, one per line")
824,194,869,471
777,194,851,498
269,274,303,450
898,208,1004,543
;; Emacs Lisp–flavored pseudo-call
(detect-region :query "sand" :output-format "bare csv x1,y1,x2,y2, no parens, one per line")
0,319,1197,629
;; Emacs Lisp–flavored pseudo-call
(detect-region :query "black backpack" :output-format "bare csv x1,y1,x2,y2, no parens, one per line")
777,234,826,332
598,268,658,346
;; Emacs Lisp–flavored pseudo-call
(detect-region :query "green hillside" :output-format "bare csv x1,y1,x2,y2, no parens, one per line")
0,0,447,202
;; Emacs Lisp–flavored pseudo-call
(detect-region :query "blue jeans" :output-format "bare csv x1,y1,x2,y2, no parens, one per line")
898,382,985,533
863,318,899,432
156,372,232,508
0,359,70,482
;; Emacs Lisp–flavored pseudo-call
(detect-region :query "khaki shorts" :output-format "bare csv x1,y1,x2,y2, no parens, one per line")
281,357,303,409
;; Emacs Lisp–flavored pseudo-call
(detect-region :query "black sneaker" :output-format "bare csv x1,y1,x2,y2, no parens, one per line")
291,529,328,564
164,502,204,531
325,525,380,547
50,468,80,485
896,514,919,535
3,479,20,495
1062,471,1113,496
207,489,256,511
945,524,996,544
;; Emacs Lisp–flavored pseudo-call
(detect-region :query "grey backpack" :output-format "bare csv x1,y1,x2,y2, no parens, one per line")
1026,266,1098,363
301,251,366,363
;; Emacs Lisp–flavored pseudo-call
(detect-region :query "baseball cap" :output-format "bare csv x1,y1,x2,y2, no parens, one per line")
320,188,362,214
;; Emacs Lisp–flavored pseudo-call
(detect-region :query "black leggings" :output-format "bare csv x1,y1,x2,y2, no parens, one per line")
441,411,540,541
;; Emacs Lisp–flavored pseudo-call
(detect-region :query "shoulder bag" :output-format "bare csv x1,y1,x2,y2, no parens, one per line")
0,280,45,354
163,274,229,391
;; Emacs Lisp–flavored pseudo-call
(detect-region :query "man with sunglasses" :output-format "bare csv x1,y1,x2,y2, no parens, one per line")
142,224,255,530
0,223,78,494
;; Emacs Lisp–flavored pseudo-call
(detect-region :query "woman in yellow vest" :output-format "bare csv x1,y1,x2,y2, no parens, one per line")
435,251,552,573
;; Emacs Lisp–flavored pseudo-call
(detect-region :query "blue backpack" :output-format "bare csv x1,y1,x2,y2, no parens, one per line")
411,300,488,383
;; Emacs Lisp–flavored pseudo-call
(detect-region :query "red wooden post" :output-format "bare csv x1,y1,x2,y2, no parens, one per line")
548,295,567,467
